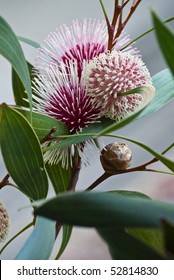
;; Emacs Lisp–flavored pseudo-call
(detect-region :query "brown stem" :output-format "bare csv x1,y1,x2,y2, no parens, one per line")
112,0,120,27
0,173,10,189
123,0,141,27
112,0,142,48
40,127,57,144
55,223,62,238
67,148,82,192
55,150,82,239
107,1,121,51
85,143,173,191
55,150,82,238
86,172,113,191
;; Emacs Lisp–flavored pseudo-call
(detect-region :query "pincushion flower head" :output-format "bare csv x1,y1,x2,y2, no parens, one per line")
84,50,155,121
33,61,102,166
33,62,101,134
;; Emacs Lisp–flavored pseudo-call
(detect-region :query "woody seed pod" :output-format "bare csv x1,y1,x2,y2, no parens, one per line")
100,142,132,172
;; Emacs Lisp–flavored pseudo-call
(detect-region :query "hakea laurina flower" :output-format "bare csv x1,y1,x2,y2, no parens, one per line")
84,50,154,121
33,62,101,133
35,19,138,78
33,62,102,166
0,202,9,242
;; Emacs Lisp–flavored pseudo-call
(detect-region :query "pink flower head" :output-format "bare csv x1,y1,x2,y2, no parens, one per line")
35,19,138,79
33,61,102,166
84,50,152,121
33,62,101,134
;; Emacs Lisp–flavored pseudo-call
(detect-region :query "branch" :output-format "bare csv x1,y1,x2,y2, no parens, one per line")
67,147,82,191
123,0,142,27
112,0,142,48
0,174,10,189
85,143,174,191
40,127,57,144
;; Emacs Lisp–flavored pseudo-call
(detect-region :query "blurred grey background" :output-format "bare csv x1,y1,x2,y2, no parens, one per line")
0,0,174,259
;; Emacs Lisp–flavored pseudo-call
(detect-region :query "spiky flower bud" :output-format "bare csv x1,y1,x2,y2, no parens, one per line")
0,202,9,242
100,142,132,172
84,50,152,121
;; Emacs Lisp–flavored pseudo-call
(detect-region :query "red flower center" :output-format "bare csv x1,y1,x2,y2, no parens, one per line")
61,43,105,78
45,84,100,133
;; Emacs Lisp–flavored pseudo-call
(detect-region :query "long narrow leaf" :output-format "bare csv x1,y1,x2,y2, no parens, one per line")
12,62,33,107
128,228,164,257
18,36,40,48
98,228,164,260
0,16,32,114
46,162,71,194
111,191,165,257
35,192,174,228
56,225,73,260
152,12,174,77
15,217,55,260
0,104,48,200
162,220,174,259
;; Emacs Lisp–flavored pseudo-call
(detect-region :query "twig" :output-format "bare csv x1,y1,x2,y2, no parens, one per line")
0,174,10,189
86,172,113,191
40,127,57,144
112,0,142,48
85,143,174,191
123,0,141,27
67,148,81,191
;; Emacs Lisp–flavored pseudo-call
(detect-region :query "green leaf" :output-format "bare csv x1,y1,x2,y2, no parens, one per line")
98,228,164,260
15,107,69,141
15,217,55,260
46,160,72,259
128,228,164,257
111,191,165,257
35,192,174,228
110,190,150,199
152,11,174,77
161,220,174,259
138,69,174,119
0,104,48,200
18,36,40,48
46,162,72,194
12,62,33,107
0,16,32,114
55,225,73,260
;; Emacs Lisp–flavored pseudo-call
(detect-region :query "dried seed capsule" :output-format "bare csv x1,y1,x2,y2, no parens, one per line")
100,142,132,172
